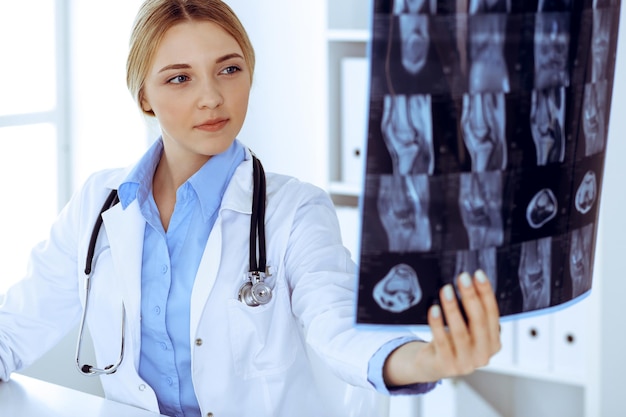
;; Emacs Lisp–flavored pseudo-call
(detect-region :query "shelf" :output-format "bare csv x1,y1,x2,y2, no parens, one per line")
479,364,586,387
326,29,370,43
328,181,362,197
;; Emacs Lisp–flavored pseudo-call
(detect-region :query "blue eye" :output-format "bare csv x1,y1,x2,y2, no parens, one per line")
221,65,241,75
168,75,189,84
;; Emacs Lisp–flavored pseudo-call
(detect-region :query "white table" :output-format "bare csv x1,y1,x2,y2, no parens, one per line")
0,374,166,417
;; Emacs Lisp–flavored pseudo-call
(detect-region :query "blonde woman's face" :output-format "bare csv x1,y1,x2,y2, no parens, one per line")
141,20,251,165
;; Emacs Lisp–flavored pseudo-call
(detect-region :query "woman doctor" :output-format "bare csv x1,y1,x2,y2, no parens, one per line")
0,1,501,416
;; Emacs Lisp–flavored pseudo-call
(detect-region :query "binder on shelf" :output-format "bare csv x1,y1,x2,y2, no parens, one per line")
340,57,369,187
551,298,589,376
490,321,516,368
515,315,552,371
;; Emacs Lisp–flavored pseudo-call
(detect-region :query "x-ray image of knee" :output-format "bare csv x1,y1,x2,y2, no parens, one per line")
591,8,612,82
397,14,430,76
534,13,570,90
569,224,593,298
458,172,504,250
378,174,432,252
530,87,566,165
526,188,558,229
461,93,507,172
519,238,552,311
575,171,597,214
382,94,434,175
469,0,511,13
393,0,435,14
373,263,423,313
468,14,510,93
593,0,619,8
537,0,572,11
454,248,497,291
583,80,608,156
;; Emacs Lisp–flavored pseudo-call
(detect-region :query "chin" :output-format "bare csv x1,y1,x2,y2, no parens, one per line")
197,133,237,152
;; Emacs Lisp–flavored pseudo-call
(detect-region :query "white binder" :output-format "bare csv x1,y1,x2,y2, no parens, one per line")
490,320,516,367
515,315,552,371
340,57,369,186
551,298,589,376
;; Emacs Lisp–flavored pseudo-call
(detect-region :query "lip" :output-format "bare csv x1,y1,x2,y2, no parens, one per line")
194,118,228,132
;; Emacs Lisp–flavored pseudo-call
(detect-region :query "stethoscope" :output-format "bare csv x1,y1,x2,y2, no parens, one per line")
76,155,270,376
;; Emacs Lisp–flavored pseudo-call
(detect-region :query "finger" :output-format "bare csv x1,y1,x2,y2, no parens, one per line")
427,304,453,355
473,269,502,353
439,282,473,370
427,303,458,378
456,271,491,366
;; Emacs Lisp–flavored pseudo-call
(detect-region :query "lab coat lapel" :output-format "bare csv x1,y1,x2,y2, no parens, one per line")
189,217,222,332
101,200,144,364
189,157,253,332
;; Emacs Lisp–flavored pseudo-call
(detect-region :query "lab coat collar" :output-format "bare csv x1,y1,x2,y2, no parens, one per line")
101,142,256,216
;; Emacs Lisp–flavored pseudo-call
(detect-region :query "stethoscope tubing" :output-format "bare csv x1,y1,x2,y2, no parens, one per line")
76,154,268,376
249,155,267,274
76,190,125,376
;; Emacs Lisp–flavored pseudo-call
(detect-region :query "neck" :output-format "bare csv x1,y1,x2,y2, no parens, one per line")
152,152,210,231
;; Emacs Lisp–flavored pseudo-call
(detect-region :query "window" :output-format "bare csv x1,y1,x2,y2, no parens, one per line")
0,2,64,293
0,1,148,294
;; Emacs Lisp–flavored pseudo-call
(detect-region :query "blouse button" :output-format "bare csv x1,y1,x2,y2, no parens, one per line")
138,384,146,391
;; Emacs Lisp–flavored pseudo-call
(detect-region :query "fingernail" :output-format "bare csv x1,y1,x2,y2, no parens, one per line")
431,305,441,318
460,272,472,288
475,269,487,283
443,284,454,301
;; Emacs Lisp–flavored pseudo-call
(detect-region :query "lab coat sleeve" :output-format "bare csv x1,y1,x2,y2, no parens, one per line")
284,183,430,391
0,172,112,381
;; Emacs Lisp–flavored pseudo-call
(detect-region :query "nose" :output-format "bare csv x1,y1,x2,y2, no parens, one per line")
197,78,223,109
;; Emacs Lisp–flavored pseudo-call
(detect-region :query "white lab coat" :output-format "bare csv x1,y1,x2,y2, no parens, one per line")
0,150,415,417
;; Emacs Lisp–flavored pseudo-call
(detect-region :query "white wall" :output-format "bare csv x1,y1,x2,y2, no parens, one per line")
225,0,328,188
68,0,150,188
595,2,626,414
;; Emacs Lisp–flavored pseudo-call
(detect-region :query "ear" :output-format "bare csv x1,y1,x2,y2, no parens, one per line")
140,99,152,113
139,91,152,113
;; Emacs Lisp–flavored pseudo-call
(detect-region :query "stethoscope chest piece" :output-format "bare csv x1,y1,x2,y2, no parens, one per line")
239,271,272,306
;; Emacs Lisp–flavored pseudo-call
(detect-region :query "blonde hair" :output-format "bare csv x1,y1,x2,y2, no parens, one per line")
126,0,255,116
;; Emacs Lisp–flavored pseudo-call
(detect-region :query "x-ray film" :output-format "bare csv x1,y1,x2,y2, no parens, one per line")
356,0,621,326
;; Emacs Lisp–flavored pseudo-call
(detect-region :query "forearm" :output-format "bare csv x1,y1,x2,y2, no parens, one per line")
383,341,438,387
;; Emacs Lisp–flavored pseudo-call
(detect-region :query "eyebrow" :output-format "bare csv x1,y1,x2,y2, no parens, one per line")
157,53,245,73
